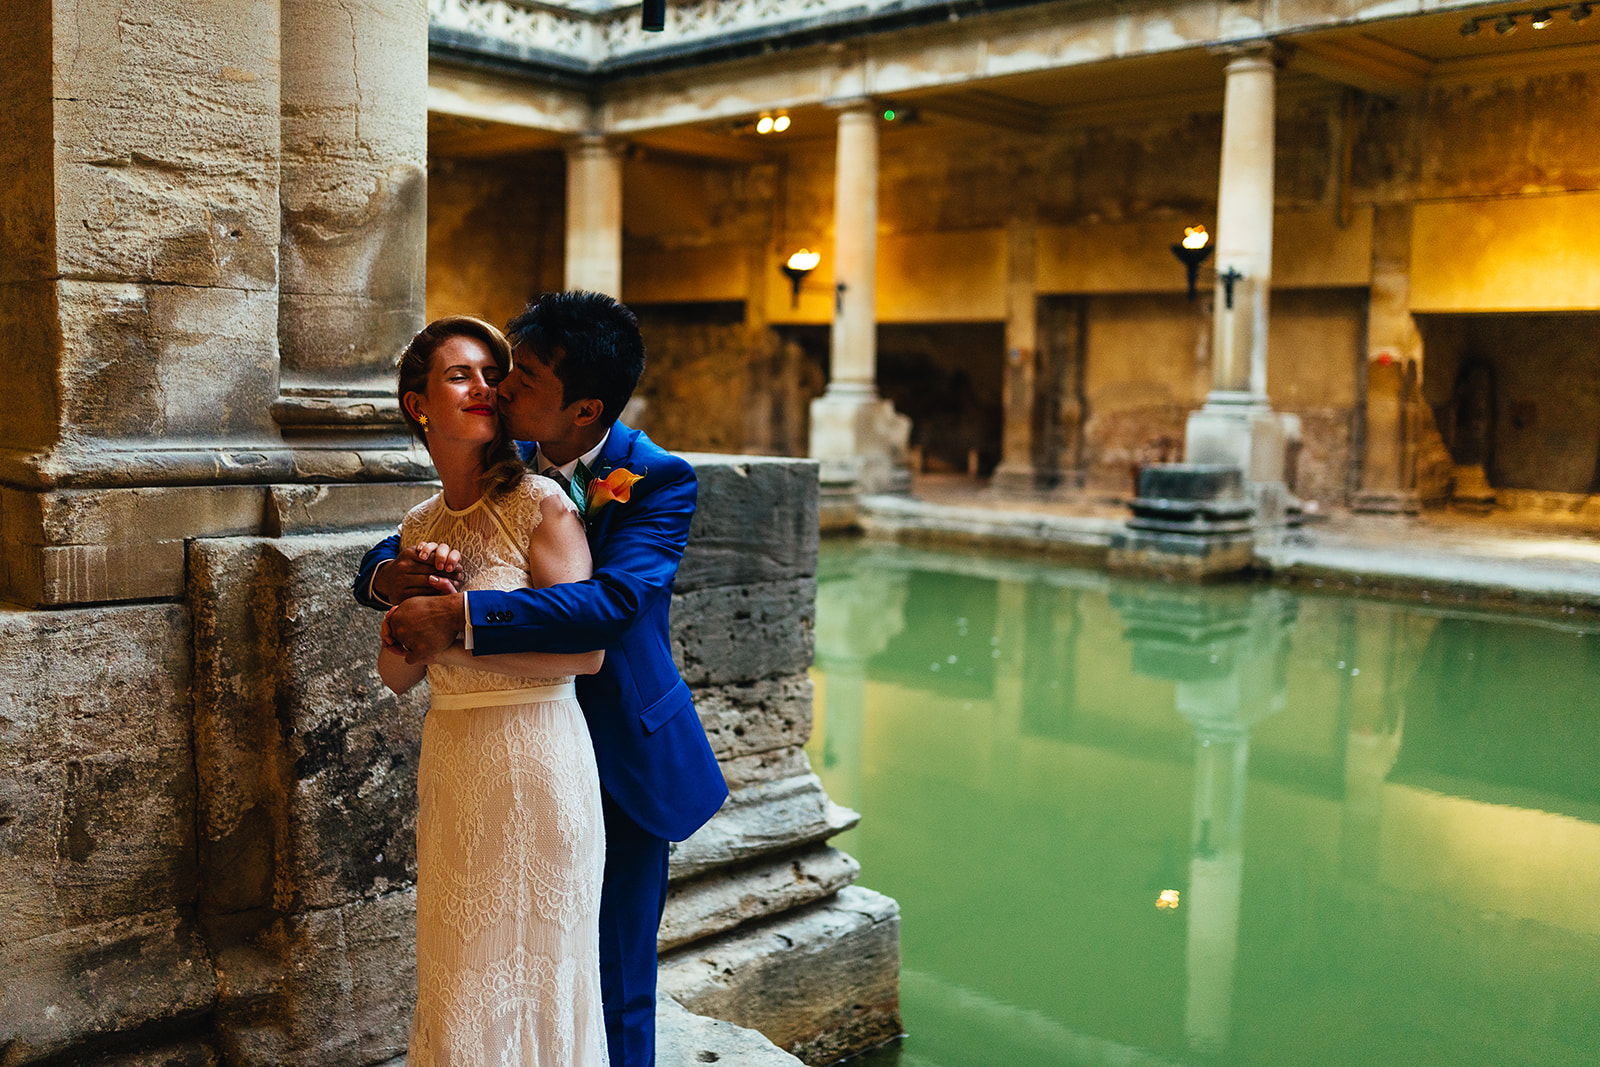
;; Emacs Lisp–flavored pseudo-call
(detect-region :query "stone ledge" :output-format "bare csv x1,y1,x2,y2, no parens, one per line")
660,845,860,952
660,885,902,1065
668,773,858,882
656,995,805,1067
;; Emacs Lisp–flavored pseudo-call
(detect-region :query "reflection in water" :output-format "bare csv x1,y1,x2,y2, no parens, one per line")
1112,582,1298,1054
811,542,1600,1067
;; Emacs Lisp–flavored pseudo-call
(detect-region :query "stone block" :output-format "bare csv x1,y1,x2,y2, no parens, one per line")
693,673,814,761
716,745,814,792
265,481,439,536
657,995,804,1067
206,891,415,1067
0,909,217,1065
669,772,857,882
79,1041,221,1067
0,484,273,606
671,579,815,687
660,885,902,1065
56,281,280,444
677,455,820,593
660,845,860,952
189,534,424,915
0,603,194,943
51,0,279,290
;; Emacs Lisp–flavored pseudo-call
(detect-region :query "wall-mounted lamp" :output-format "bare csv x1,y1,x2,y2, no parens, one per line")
1170,225,1214,301
781,249,820,307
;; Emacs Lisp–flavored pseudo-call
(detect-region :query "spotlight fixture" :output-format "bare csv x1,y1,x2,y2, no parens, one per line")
1531,8,1554,26
773,114,791,133
781,249,821,308
756,115,774,134
1574,2,1592,22
1460,16,1481,34
1170,225,1214,302
1496,12,1518,32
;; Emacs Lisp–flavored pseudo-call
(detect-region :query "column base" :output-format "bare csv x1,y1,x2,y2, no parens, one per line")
1185,398,1301,528
809,390,912,498
1349,489,1422,515
989,461,1055,492
1109,463,1257,581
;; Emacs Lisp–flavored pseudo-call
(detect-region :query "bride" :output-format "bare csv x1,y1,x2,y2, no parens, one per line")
378,315,608,1066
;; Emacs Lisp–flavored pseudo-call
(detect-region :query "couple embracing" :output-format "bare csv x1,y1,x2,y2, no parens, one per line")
353,291,728,1067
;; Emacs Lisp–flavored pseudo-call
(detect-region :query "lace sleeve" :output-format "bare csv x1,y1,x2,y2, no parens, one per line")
514,473,582,571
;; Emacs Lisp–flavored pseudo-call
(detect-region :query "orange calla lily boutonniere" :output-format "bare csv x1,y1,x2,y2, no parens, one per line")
587,467,645,517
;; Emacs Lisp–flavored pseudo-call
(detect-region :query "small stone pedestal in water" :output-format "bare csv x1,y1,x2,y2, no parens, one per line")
1108,464,1256,581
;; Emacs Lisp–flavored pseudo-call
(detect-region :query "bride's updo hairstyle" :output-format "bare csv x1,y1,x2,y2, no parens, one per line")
397,316,526,500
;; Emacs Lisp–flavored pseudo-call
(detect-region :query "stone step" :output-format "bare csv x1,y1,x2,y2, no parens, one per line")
660,885,902,1065
660,845,860,952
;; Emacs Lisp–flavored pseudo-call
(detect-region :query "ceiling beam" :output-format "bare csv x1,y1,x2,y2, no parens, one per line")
1289,34,1433,96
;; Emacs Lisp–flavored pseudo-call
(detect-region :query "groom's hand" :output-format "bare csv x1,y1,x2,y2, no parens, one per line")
384,591,465,664
374,542,462,604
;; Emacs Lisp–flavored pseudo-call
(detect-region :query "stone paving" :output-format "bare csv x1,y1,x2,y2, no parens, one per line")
858,475,1600,613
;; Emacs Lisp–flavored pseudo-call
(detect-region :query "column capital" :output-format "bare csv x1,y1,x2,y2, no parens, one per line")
565,133,626,157
1210,38,1290,71
824,97,879,118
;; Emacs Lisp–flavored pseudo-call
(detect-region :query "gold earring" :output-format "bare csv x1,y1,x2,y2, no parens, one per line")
417,413,430,431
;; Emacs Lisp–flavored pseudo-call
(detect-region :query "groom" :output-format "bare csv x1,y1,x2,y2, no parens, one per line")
352,290,729,1067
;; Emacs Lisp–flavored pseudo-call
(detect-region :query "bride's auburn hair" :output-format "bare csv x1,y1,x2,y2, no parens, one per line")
397,316,526,501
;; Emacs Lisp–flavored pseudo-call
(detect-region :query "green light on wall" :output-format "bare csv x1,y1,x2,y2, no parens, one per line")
883,109,896,121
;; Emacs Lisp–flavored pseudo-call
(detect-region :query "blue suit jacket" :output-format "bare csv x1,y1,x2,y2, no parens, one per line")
354,422,728,842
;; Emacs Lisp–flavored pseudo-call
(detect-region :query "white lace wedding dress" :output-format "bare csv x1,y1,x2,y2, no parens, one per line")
401,473,608,1067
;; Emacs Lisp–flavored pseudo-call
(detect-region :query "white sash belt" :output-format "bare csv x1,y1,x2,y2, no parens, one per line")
430,680,576,710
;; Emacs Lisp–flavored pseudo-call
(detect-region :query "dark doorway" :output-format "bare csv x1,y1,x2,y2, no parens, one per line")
1418,313,1600,494
876,323,1005,476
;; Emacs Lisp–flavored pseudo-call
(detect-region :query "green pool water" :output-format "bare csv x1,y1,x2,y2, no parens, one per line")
806,541,1600,1067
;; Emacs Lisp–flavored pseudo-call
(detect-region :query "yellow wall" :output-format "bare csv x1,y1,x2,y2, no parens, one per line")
1037,208,1373,295
1410,191,1600,312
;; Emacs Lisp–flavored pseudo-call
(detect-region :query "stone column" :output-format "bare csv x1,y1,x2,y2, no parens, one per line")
810,104,910,511
276,0,429,450
993,216,1042,491
1185,44,1294,523
565,135,624,297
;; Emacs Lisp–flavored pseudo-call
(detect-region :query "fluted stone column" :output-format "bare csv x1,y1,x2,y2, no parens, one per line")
1186,44,1294,524
276,0,428,451
810,104,909,509
565,136,624,298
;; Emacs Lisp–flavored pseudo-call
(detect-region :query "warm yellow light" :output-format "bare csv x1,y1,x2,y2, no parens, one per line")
787,249,821,271
1156,889,1181,909
773,114,791,132
1182,225,1209,250
756,115,775,134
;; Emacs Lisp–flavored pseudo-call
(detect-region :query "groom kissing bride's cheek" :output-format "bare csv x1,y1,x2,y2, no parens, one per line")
355,290,728,1067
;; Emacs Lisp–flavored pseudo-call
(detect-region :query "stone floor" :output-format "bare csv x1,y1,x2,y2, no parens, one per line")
375,996,803,1067
856,474,1600,611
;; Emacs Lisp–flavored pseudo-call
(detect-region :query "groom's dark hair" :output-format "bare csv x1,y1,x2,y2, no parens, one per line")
506,291,645,426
